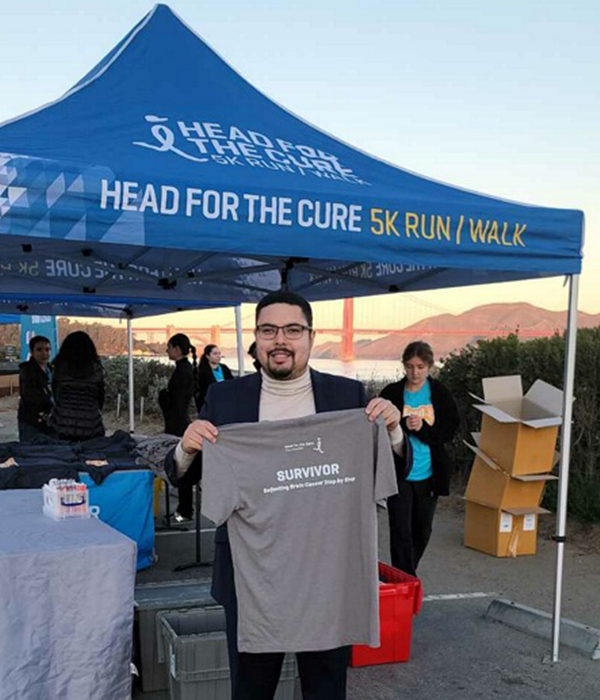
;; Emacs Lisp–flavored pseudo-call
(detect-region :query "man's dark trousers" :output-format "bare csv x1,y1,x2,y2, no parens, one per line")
236,647,350,700
164,369,391,700
217,528,350,700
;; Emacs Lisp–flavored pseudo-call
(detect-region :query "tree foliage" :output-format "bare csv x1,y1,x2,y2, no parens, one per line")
103,357,172,416
438,329,600,522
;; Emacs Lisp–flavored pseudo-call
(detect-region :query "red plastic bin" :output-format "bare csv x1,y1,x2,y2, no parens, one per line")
351,561,422,667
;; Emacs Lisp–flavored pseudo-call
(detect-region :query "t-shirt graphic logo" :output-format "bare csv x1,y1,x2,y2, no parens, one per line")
403,404,435,426
284,436,325,454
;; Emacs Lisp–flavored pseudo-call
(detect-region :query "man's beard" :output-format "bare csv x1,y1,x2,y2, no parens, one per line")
265,350,295,379
268,366,294,379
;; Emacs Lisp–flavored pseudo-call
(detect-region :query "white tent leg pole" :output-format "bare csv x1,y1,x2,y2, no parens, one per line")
551,274,579,662
235,306,245,377
127,317,135,434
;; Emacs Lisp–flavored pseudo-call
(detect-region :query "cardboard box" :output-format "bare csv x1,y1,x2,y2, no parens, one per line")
471,376,563,476
464,501,549,557
464,439,557,511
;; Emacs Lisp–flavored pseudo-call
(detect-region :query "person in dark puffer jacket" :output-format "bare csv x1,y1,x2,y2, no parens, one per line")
50,331,105,442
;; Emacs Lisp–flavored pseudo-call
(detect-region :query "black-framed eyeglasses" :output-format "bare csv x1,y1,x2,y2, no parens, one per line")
255,324,312,340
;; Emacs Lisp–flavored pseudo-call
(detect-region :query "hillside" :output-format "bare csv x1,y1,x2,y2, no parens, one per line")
313,303,600,361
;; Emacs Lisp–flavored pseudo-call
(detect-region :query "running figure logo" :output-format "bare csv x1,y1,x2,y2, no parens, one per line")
133,115,209,163
284,437,325,454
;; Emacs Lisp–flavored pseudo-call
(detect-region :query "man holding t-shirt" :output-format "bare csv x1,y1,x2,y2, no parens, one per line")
165,290,410,700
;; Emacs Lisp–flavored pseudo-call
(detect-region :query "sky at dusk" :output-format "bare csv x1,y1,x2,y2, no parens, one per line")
1,0,598,330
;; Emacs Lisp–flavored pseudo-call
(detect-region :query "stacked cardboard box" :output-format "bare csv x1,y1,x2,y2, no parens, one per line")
464,376,562,557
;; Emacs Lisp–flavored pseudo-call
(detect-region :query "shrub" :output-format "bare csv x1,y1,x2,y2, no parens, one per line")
102,357,172,416
438,328,600,522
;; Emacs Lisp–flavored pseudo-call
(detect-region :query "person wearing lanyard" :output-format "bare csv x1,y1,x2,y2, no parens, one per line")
195,344,233,412
380,341,460,576
18,335,54,442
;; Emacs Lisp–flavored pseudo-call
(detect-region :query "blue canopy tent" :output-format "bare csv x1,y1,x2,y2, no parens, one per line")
0,5,582,305
0,4,584,660
0,296,231,319
0,315,18,325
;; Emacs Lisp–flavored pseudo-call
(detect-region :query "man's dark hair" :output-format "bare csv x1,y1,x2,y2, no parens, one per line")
29,335,50,353
255,290,313,327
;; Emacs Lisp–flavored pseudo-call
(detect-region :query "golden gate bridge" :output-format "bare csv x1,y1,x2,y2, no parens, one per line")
133,298,561,362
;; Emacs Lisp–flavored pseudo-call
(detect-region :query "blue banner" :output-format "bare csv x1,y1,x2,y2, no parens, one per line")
0,5,584,310
80,470,155,571
19,315,58,361
0,315,18,325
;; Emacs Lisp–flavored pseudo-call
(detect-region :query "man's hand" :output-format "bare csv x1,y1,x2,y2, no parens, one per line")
365,398,400,433
182,420,219,454
406,415,423,432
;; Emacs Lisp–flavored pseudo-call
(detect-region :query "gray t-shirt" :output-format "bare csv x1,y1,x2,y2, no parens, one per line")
201,408,398,653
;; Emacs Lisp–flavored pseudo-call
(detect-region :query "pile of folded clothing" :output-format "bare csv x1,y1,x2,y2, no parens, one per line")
0,430,163,489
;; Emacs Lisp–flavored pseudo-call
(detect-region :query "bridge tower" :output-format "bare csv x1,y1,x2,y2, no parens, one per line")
340,298,355,362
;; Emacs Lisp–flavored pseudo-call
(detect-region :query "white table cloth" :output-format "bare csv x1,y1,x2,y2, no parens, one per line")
0,489,136,700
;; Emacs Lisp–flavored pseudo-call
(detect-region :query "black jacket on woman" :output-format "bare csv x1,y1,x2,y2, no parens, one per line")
51,360,105,441
194,361,233,413
160,358,194,437
380,376,460,496
18,359,53,430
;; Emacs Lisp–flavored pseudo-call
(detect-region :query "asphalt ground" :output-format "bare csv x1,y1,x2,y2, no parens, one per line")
134,496,600,700
2,399,598,699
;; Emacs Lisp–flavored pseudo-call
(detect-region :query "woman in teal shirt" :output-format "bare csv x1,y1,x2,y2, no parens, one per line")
380,341,460,576
195,344,234,412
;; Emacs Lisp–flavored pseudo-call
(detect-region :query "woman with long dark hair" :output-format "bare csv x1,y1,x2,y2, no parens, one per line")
160,333,197,437
50,331,105,441
195,344,233,412
159,333,197,522
380,341,460,576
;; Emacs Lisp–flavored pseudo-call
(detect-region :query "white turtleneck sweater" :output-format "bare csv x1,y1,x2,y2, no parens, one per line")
175,367,403,473
259,367,316,421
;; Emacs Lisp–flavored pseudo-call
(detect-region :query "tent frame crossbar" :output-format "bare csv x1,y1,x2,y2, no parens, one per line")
394,267,449,291
294,261,373,293
92,248,150,289
208,278,275,296
176,251,218,276
179,262,282,284
293,262,393,294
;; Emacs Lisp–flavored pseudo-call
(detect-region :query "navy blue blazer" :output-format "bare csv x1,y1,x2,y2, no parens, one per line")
164,368,409,606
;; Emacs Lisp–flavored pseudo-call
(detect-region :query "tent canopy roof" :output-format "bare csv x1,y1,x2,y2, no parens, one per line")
0,4,584,307
0,295,232,320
